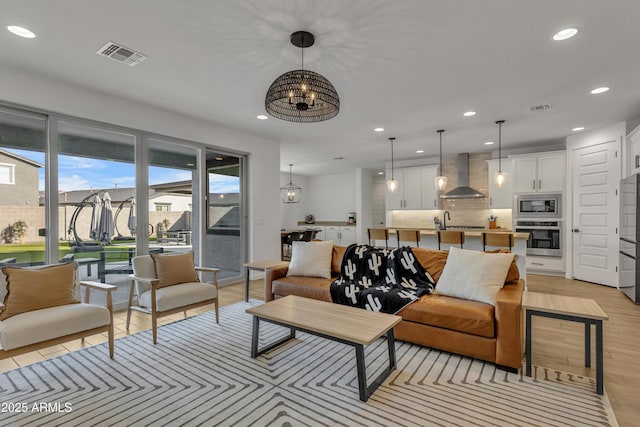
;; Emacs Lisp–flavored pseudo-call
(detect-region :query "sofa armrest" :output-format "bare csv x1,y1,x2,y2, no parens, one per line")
264,264,289,302
494,278,524,370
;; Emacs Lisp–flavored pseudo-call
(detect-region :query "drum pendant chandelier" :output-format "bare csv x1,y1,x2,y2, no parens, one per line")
265,31,340,123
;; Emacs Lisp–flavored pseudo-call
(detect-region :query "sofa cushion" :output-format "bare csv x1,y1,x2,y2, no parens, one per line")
487,249,520,283
272,276,333,302
435,247,514,306
332,245,347,275
0,262,79,320
287,240,333,278
0,303,110,350
412,248,449,283
139,282,217,312
398,294,495,338
151,251,199,288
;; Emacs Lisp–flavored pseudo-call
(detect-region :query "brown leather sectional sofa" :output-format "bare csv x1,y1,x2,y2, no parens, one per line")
265,246,524,371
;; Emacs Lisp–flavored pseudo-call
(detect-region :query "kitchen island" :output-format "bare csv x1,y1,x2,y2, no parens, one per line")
375,228,529,284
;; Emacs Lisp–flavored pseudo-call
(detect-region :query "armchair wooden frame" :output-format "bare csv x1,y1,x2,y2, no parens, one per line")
126,266,219,344
437,230,465,250
0,280,116,360
396,229,421,248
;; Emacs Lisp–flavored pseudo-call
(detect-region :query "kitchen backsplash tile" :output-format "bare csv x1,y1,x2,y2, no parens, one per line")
390,153,513,229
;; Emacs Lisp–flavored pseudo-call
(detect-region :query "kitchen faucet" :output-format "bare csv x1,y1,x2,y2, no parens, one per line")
443,211,451,230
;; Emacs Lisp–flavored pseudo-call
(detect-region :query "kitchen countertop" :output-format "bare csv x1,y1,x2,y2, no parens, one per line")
297,221,357,226
386,227,529,240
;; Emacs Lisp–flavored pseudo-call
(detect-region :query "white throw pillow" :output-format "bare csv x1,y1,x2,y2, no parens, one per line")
435,246,515,306
287,240,334,279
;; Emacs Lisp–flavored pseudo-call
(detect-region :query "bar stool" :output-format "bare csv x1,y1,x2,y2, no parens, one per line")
482,232,514,251
368,228,389,249
437,230,465,250
396,229,421,248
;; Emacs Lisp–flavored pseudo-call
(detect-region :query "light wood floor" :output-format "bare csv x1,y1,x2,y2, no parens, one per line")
1,275,638,425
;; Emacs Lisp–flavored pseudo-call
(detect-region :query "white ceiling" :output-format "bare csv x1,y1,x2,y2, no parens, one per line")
2,0,640,175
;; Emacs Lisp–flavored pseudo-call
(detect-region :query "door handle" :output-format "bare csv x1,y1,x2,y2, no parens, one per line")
636,154,639,169
538,179,542,190
572,228,580,233
490,197,492,206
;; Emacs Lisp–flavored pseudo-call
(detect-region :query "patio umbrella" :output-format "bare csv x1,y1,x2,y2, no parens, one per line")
127,198,137,236
98,191,115,245
89,194,102,240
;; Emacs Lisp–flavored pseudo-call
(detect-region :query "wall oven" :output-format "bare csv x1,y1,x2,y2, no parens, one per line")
514,220,562,257
515,194,561,218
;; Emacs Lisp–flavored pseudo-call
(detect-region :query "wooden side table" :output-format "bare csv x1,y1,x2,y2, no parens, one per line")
243,260,289,302
523,292,608,395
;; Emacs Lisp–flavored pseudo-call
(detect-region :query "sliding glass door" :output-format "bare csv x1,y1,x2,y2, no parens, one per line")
205,150,245,281
0,107,47,266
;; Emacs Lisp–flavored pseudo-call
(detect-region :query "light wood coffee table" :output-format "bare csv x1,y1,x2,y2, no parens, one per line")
246,295,402,401
523,292,609,395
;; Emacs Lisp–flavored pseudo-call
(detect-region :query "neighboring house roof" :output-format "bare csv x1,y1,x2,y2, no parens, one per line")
0,148,43,168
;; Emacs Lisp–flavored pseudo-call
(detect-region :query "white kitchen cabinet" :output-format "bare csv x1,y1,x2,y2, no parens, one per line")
324,225,355,245
386,167,422,209
627,124,640,176
421,165,441,209
526,255,565,275
386,165,440,210
511,151,566,193
338,226,356,246
486,159,513,209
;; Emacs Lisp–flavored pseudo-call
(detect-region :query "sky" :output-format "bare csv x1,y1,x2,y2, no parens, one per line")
6,148,239,193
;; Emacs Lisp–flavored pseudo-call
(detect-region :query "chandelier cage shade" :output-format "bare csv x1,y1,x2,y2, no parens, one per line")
281,164,302,203
494,120,507,188
434,129,448,191
265,31,340,123
387,137,399,193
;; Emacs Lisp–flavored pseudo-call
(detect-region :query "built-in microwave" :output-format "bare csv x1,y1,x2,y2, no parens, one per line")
515,193,561,219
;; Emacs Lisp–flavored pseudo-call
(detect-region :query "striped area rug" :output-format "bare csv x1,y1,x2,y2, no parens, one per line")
0,300,617,426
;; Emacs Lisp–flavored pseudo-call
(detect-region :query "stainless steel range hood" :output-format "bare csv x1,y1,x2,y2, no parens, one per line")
440,153,486,199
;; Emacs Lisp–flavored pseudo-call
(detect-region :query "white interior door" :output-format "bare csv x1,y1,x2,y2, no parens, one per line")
571,140,620,286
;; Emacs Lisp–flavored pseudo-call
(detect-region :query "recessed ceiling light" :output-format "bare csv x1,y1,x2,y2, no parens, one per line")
572,127,585,132
484,141,494,145
186,163,194,166
377,171,384,175
463,111,476,117
553,28,578,41
416,150,424,154
7,25,36,39
374,127,384,132
256,115,268,120
214,157,223,161
590,87,609,94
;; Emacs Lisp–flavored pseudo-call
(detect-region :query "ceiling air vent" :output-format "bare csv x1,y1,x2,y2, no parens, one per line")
529,103,552,113
96,42,147,67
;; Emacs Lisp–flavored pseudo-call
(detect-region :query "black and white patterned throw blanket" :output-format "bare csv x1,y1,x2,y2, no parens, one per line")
329,244,435,314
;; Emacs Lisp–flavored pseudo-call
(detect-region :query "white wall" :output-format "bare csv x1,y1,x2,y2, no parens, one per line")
279,172,309,229
0,64,281,263
355,169,373,243
306,172,356,222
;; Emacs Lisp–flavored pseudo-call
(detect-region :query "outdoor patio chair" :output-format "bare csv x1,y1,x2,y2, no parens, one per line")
0,261,115,360
127,252,219,344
